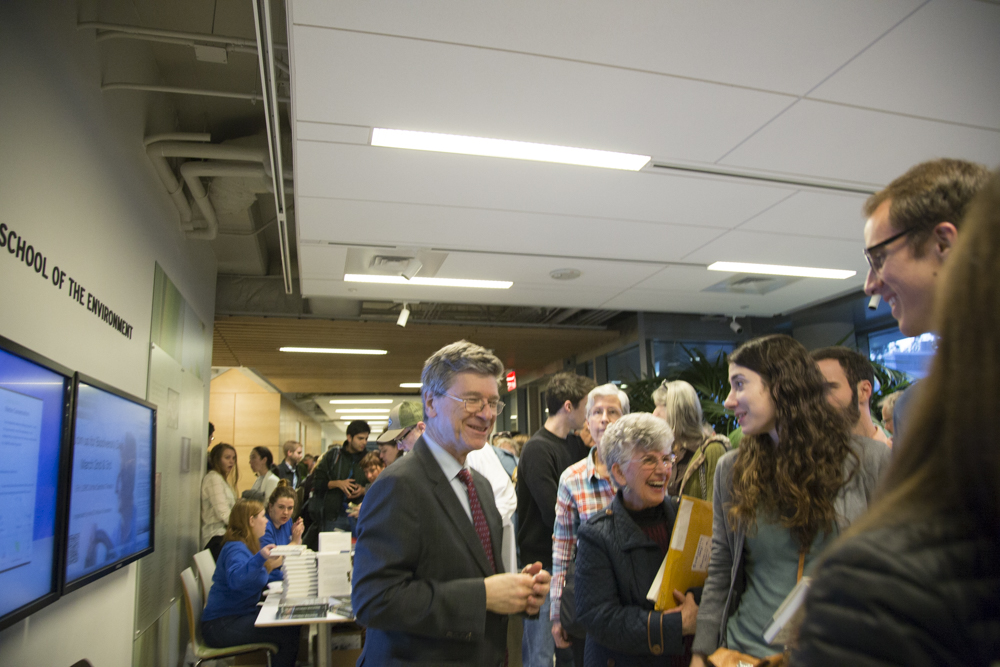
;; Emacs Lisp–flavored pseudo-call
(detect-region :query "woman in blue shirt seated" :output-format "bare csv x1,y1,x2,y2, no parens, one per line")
263,481,304,584
202,498,300,667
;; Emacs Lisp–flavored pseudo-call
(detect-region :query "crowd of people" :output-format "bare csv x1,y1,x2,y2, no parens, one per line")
196,157,999,666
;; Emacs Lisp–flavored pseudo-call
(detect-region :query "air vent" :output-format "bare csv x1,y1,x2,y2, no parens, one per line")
703,273,801,296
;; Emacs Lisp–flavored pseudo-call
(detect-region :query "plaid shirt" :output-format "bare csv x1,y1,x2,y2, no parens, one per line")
550,447,616,623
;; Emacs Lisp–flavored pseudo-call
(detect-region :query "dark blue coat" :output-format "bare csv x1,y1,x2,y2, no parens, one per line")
575,493,684,666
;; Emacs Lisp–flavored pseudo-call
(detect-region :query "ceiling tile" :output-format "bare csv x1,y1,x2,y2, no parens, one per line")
289,27,794,163
809,0,1000,129
293,142,794,230
719,99,1000,185
738,190,870,240
680,229,869,276
294,197,723,263
290,0,922,95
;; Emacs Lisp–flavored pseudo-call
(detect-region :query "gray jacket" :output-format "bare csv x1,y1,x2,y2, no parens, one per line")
691,435,891,656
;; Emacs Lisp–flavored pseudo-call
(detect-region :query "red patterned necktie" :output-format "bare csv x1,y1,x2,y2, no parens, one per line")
457,468,496,573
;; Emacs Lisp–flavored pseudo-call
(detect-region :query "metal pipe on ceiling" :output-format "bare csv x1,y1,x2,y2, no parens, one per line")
102,82,289,103
252,0,294,295
145,140,291,239
78,21,286,50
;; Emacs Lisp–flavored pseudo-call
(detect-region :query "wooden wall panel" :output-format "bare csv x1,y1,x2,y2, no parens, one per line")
280,396,323,457
209,392,236,448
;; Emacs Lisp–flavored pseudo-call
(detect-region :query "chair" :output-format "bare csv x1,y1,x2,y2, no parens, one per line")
180,567,278,667
193,549,216,604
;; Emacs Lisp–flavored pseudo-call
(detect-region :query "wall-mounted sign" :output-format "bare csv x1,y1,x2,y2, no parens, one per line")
1,223,135,340
505,370,517,392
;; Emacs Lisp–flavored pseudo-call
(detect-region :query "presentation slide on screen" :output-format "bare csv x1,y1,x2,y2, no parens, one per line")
0,386,42,574
65,384,152,583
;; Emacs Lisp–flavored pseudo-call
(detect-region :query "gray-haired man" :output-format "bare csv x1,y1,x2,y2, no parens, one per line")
353,340,551,666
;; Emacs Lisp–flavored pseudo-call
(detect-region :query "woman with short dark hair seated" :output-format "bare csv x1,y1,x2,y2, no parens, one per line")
575,412,699,666
201,499,299,667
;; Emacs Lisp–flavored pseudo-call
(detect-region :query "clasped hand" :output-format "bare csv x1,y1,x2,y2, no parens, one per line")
484,561,551,615
328,478,364,499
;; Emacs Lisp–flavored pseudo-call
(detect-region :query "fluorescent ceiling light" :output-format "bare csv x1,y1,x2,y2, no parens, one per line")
371,128,650,171
281,346,387,355
329,399,393,405
707,261,856,280
344,274,512,289
334,408,390,413
399,383,422,388
340,416,387,421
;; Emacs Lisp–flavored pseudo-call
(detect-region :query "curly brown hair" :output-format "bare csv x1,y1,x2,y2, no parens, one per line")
728,335,857,549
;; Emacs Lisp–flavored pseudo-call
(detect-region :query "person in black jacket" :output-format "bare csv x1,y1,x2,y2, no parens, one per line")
310,421,369,532
791,170,1000,667
517,372,596,667
575,413,698,667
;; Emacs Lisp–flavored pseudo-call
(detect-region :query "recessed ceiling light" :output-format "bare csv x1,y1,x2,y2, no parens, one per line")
344,274,512,289
371,128,650,171
329,399,393,405
399,383,422,388
339,416,388,421
334,408,390,413
707,261,856,280
281,346,387,355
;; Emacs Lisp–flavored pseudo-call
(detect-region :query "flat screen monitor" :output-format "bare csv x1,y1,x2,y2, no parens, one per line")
0,335,72,631
62,374,155,594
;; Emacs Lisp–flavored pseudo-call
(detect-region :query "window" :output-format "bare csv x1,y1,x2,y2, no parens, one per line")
651,340,734,377
606,345,640,383
867,327,937,380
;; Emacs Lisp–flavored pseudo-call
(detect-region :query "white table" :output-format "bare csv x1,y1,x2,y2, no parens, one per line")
255,596,358,667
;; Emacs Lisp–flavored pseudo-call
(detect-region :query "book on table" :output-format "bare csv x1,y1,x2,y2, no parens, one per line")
646,495,713,610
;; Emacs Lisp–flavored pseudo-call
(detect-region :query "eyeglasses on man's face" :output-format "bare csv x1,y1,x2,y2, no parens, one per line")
863,226,917,273
443,393,505,415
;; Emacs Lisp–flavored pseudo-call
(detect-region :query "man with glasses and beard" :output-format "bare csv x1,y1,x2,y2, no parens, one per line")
812,347,890,447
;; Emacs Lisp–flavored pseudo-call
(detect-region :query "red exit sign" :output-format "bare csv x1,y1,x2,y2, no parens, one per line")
505,371,517,391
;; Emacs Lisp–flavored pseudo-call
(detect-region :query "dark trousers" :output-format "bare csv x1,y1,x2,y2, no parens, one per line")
205,535,225,562
569,634,586,667
202,613,300,667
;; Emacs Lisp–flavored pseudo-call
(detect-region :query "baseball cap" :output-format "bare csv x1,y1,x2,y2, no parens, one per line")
377,401,424,443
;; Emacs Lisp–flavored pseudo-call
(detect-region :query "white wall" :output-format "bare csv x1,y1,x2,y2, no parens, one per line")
0,2,216,665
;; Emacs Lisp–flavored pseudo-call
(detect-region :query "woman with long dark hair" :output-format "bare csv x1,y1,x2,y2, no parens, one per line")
248,445,280,501
201,499,299,667
201,442,238,559
691,335,890,665
791,172,1000,666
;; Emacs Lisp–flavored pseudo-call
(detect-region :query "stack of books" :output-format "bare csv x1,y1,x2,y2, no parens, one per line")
281,551,318,602
317,551,353,598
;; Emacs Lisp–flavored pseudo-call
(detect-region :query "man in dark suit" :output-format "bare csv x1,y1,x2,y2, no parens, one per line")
352,340,551,666
272,440,304,488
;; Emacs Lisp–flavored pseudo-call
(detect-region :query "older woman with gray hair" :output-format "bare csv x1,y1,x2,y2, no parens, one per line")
574,413,699,666
653,380,730,501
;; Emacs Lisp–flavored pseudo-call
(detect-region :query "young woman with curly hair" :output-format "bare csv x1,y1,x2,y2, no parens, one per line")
690,335,891,665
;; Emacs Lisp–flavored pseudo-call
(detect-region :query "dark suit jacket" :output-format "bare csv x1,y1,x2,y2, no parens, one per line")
271,460,298,487
351,437,507,666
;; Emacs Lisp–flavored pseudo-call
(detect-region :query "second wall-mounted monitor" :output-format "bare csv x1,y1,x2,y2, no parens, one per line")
0,335,73,632
62,374,156,594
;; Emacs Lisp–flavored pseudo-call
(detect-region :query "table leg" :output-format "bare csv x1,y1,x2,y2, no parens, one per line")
316,623,331,667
